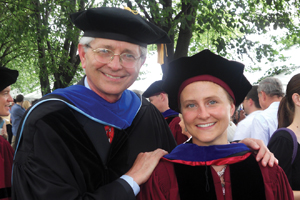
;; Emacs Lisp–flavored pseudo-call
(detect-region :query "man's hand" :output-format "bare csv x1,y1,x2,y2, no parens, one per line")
240,138,278,167
125,148,168,185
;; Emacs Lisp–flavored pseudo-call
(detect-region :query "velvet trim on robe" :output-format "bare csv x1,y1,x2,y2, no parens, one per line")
162,109,178,119
163,143,251,166
50,85,141,129
161,109,178,125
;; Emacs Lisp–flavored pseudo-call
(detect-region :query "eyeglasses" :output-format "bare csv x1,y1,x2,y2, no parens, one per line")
86,44,141,68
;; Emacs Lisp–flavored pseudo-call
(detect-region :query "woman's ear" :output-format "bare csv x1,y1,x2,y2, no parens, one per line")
230,103,236,117
292,93,300,107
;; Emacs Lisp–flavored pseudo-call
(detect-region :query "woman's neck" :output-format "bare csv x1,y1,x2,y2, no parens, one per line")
287,113,300,142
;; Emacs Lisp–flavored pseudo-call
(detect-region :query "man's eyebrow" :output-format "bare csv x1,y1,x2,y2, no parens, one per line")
98,45,138,55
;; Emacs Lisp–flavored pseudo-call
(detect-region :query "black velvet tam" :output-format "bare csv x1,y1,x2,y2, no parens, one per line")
0,67,19,91
70,7,171,47
162,49,252,112
143,80,164,98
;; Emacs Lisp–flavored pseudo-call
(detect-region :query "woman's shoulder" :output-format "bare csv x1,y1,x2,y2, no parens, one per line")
137,159,179,200
272,128,294,138
154,159,176,179
269,128,294,144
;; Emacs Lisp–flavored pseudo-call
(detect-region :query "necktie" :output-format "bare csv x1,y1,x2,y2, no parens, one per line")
104,125,114,143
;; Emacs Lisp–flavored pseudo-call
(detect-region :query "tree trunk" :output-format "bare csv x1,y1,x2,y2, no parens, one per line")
33,0,51,96
53,0,86,89
173,2,196,60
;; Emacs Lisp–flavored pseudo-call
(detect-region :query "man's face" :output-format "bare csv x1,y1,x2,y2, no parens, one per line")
79,38,145,103
0,86,13,116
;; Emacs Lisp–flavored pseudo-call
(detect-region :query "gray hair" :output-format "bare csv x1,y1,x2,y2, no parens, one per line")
258,77,284,97
79,37,95,52
79,36,147,62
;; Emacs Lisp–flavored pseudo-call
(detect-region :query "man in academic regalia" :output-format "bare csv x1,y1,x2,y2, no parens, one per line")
143,80,188,144
12,7,176,200
0,67,18,200
12,7,278,200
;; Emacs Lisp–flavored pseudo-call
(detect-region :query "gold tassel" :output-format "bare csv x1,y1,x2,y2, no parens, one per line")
157,44,165,65
124,7,139,15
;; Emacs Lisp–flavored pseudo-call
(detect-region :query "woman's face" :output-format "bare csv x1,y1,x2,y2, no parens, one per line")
180,81,235,146
0,86,13,116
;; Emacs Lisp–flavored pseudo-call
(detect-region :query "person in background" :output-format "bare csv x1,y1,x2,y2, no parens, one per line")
268,73,300,199
0,117,8,140
10,94,25,149
226,120,236,142
143,80,188,144
31,99,39,106
0,66,18,200
137,49,292,200
233,85,262,141
249,77,284,145
232,105,246,125
178,113,191,140
143,80,179,124
131,89,143,96
22,100,31,110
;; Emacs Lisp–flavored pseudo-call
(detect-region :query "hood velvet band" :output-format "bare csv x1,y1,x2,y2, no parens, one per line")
50,85,141,129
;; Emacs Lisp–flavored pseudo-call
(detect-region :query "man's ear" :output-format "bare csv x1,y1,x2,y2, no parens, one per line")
261,91,267,101
248,98,253,106
78,44,86,69
160,93,167,101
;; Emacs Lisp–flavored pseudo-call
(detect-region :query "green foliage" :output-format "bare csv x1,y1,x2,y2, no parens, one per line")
1,0,299,94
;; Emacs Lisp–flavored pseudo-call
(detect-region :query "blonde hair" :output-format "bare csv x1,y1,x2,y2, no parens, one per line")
22,100,31,110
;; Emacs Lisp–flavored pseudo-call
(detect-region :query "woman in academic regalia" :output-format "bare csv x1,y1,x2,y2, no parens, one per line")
137,49,293,200
0,67,18,200
268,73,300,199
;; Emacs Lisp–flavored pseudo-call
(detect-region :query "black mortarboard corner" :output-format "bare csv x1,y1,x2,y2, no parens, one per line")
70,7,171,47
163,49,252,112
0,67,19,91
143,80,164,98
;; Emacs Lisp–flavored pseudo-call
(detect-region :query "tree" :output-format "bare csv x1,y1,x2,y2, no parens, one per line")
0,0,30,69
122,0,299,73
1,0,93,95
1,0,299,94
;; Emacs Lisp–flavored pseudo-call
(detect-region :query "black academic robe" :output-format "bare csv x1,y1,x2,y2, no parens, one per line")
12,92,176,200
